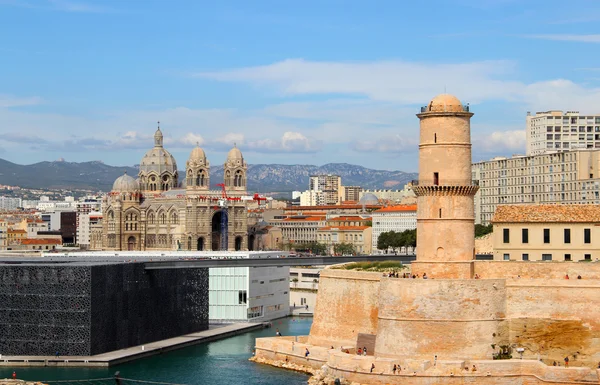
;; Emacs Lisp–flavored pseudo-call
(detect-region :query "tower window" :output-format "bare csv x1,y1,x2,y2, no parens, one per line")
439,208,442,218
434,133,437,143
433,172,439,186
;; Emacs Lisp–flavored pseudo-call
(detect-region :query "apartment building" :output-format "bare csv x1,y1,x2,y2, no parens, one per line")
317,225,372,255
275,215,327,246
309,175,342,205
492,204,600,262
0,197,22,211
342,186,362,202
473,149,600,224
371,205,417,252
526,110,600,156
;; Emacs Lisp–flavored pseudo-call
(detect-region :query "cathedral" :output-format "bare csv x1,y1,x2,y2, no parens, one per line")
101,126,249,251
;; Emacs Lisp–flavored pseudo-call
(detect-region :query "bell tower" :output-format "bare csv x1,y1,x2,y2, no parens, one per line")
411,94,478,279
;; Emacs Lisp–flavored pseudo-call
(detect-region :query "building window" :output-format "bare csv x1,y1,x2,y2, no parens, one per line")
439,208,442,218
522,253,529,261
543,228,550,244
584,228,591,243
542,254,552,261
585,254,592,261
564,254,571,261
238,290,247,304
433,172,439,186
522,228,529,243
564,228,571,244
503,228,510,243
503,253,510,260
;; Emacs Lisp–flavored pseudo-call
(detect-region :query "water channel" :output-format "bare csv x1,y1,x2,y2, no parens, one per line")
1,317,312,385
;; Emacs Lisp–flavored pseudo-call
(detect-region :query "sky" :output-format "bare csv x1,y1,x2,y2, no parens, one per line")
1,0,600,172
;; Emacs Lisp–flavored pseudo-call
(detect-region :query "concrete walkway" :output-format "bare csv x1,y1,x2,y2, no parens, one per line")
290,306,313,317
0,323,264,368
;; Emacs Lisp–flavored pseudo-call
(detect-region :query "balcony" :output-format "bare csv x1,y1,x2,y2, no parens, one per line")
420,104,470,113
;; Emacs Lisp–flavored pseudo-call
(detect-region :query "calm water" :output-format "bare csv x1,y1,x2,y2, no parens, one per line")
1,317,312,385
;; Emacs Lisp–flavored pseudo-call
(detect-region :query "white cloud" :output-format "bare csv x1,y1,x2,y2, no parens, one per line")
0,94,42,108
211,133,245,148
474,130,526,153
247,131,321,153
195,58,600,112
525,34,600,43
352,134,418,153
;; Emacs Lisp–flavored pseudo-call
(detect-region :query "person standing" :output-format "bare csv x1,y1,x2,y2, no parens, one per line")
564,356,569,367
12,372,17,379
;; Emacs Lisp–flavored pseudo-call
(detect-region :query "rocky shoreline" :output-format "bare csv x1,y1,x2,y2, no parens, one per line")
0,380,47,385
249,356,367,385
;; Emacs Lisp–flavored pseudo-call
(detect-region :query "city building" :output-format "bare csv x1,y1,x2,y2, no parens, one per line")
299,190,325,206
0,220,7,250
76,197,102,246
473,149,600,224
359,186,416,204
79,211,102,249
275,215,327,246
492,204,600,262
102,127,249,251
526,110,600,156
0,197,22,211
309,175,342,205
342,186,362,202
12,238,61,251
316,224,372,254
371,204,417,253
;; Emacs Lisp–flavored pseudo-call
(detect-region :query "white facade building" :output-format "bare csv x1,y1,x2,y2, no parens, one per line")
371,205,417,252
473,149,600,225
526,110,600,156
359,186,416,203
300,190,324,206
78,211,102,248
0,197,22,211
44,250,290,323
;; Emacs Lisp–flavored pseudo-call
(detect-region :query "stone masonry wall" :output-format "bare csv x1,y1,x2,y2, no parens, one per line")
308,269,381,348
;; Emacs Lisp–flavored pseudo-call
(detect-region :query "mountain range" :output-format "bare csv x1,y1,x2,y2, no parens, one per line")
0,158,417,193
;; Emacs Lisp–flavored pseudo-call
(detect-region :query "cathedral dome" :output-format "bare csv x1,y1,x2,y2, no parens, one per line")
426,94,465,113
188,144,207,165
139,127,178,175
227,145,243,161
112,172,140,192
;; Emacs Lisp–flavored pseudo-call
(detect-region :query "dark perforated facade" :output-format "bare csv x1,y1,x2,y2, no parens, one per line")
0,262,208,356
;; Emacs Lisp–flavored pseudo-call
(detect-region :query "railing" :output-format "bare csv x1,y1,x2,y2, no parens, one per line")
411,179,479,186
420,104,470,113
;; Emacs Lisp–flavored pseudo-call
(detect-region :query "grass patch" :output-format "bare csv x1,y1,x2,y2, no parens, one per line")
332,260,406,272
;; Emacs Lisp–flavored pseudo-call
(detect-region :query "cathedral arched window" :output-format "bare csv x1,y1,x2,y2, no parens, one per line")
160,212,166,225
197,170,206,187
234,170,244,187
187,170,193,187
148,212,155,224
170,212,178,225
225,170,231,187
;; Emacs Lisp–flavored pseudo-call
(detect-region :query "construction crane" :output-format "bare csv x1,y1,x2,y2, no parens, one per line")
241,193,273,206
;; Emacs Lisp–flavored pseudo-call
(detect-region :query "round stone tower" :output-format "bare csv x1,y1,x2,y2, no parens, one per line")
411,94,478,278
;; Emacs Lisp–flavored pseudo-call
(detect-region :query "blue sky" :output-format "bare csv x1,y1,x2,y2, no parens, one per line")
1,0,600,171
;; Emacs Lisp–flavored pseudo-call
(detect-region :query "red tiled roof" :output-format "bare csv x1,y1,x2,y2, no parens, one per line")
493,204,600,223
21,239,61,245
282,216,326,222
374,204,417,213
318,226,370,231
328,216,370,221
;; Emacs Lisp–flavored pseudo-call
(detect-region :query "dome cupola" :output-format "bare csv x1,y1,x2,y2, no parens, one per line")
112,171,140,192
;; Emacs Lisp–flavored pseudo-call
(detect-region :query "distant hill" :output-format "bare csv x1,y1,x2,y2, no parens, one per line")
0,158,417,193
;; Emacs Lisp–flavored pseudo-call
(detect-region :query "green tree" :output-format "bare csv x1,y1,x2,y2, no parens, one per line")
475,224,493,237
333,242,356,256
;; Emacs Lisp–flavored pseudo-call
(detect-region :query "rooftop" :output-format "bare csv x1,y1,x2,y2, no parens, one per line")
374,204,417,213
318,226,370,231
493,204,600,223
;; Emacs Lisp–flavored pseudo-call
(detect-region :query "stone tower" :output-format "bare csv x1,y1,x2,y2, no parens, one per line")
412,94,479,279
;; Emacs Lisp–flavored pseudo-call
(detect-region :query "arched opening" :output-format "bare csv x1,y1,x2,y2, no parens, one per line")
197,237,205,251
127,236,136,251
248,234,255,251
235,236,243,251
436,247,445,260
211,211,228,251
187,236,192,250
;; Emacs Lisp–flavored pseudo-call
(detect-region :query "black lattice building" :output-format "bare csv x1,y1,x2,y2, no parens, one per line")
0,261,208,356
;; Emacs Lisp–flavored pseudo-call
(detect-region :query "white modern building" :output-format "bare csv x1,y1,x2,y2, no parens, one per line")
526,110,600,156
44,250,290,323
472,149,600,224
78,211,102,248
371,204,417,253
0,197,22,211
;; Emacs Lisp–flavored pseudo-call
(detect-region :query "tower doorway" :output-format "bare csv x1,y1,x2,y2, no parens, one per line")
197,237,205,251
235,236,243,251
211,211,228,251
127,236,136,251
